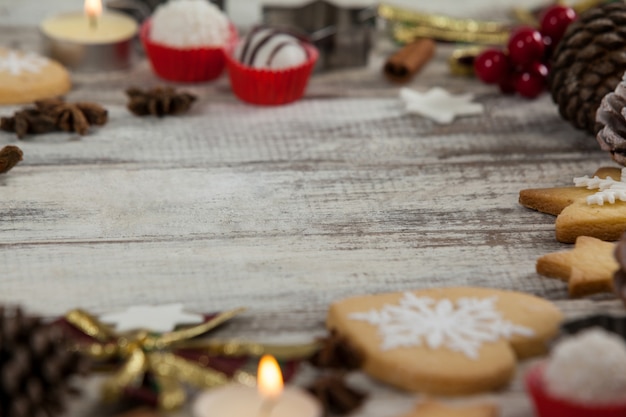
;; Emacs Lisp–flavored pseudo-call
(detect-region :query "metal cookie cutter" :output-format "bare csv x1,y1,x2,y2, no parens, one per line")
263,0,376,71
106,0,225,22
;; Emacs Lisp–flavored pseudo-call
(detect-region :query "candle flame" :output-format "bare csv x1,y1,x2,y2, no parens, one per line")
258,355,283,399
84,0,103,17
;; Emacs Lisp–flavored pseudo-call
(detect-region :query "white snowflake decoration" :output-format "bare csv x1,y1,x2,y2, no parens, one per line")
349,292,534,360
0,51,48,76
100,303,204,333
399,87,484,124
574,168,626,205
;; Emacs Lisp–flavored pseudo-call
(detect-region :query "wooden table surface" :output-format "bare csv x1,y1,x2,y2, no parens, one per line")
1,23,625,417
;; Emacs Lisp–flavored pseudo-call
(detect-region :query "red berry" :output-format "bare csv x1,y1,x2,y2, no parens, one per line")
498,75,516,95
507,27,545,67
474,49,510,84
540,5,576,46
514,70,546,99
542,35,554,60
529,61,549,78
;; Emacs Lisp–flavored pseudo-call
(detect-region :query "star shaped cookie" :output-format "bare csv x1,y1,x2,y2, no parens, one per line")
399,400,498,417
536,236,618,297
519,167,626,243
400,87,484,124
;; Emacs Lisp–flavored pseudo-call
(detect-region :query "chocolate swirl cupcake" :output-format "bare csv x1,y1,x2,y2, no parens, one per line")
597,76,626,166
614,232,626,304
235,26,310,70
225,25,318,105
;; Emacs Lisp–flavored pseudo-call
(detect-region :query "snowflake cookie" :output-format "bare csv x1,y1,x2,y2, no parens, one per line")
0,48,71,105
519,167,626,243
327,287,562,395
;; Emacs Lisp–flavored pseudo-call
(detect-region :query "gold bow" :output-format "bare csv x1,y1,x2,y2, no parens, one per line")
378,3,511,45
65,308,319,410
380,0,608,46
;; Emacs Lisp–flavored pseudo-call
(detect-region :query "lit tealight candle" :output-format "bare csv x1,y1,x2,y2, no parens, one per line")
193,355,322,417
40,0,138,72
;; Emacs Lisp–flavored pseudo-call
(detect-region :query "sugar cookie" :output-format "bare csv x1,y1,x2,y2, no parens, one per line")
0,48,71,105
536,236,618,296
399,400,498,417
327,287,562,395
520,167,626,243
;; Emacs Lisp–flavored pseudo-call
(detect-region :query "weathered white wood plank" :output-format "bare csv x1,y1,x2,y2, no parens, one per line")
1,23,624,417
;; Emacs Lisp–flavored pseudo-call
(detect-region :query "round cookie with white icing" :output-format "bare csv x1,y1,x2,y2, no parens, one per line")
235,27,309,70
327,287,562,395
0,48,71,105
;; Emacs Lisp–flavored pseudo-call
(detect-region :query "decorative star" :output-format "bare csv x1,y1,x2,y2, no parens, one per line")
400,87,484,124
100,303,204,333
536,236,618,297
519,167,626,243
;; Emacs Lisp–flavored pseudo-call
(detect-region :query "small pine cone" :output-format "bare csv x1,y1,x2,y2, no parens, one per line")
596,76,626,165
0,307,88,417
550,2,626,134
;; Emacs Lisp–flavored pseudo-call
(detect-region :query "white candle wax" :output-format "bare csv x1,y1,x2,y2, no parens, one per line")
40,11,137,44
193,385,322,417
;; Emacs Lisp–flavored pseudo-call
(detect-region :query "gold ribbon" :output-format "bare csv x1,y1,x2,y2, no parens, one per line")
380,1,610,46
512,0,608,27
66,308,319,410
378,3,511,45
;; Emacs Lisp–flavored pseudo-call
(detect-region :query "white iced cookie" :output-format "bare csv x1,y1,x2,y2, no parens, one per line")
544,328,626,404
327,287,562,395
151,0,229,48
235,27,309,70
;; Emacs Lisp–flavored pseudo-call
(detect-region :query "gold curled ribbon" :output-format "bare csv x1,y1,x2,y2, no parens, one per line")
448,46,485,76
66,308,319,410
512,0,608,27
378,3,511,45
380,0,609,46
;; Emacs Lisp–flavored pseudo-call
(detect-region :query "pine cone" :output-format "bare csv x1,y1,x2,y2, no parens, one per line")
550,2,626,134
0,307,87,417
596,75,626,165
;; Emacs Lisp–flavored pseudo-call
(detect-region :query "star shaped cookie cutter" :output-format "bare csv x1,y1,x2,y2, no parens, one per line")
106,0,224,22
263,0,376,71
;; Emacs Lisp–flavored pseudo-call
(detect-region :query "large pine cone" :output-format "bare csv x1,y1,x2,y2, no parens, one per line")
596,75,626,165
550,2,626,134
0,307,87,417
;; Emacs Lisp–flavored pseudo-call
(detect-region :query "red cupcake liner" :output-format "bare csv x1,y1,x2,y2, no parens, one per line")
526,362,626,417
141,19,238,83
225,44,318,105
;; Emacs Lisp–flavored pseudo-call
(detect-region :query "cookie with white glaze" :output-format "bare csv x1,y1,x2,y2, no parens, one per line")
327,287,562,395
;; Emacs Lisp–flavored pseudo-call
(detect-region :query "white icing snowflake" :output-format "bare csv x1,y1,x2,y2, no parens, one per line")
0,51,48,76
574,168,626,205
349,292,534,360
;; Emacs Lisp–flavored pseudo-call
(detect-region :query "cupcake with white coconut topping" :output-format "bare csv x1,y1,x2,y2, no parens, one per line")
526,328,626,417
141,0,237,82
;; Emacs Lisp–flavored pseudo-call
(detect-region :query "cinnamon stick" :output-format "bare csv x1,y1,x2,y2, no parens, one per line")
383,38,436,83
0,145,23,174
